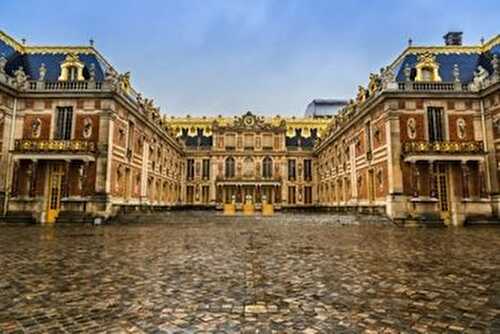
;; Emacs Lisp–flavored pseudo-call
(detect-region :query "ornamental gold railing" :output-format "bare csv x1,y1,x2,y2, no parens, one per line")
402,141,484,155
14,139,97,153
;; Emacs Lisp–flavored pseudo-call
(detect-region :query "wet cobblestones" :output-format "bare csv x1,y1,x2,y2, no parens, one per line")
0,212,500,333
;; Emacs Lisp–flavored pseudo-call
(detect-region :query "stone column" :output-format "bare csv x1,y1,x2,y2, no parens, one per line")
411,161,419,197
29,160,37,197
429,161,436,198
461,161,469,199
64,161,70,197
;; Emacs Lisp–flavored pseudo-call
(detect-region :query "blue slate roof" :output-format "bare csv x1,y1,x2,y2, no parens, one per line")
179,129,213,148
3,53,106,81
0,39,17,59
0,32,109,82
286,129,318,148
394,37,500,83
395,53,481,83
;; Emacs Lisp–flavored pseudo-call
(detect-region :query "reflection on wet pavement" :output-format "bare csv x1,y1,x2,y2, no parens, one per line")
0,212,499,333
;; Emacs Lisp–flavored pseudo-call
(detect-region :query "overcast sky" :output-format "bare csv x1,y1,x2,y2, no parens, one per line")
1,0,499,117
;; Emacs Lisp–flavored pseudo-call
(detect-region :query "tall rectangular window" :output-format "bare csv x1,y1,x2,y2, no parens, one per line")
262,134,273,149
288,159,296,181
244,134,254,149
225,134,236,149
202,185,210,203
288,186,296,204
202,159,210,179
186,186,194,203
365,122,372,152
187,159,195,180
304,159,312,181
427,107,444,142
55,106,73,140
128,122,135,152
304,186,312,204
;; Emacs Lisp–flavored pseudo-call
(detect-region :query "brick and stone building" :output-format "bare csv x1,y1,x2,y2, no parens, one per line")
315,32,500,225
168,112,329,210
0,31,184,223
1,29,500,226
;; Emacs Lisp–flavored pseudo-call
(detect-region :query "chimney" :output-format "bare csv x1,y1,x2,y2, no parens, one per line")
443,32,463,46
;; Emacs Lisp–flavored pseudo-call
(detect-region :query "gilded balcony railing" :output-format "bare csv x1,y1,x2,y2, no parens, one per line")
402,141,484,155
215,176,282,182
14,139,97,153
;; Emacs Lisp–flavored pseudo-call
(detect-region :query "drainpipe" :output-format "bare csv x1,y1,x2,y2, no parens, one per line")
3,97,17,216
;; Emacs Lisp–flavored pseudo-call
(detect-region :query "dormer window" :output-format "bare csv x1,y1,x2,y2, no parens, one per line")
58,53,85,81
415,52,441,82
67,66,78,81
421,67,434,81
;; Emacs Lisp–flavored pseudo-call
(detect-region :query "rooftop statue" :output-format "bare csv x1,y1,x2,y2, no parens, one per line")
0,54,6,73
14,66,28,89
38,63,47,81
89,63,96,82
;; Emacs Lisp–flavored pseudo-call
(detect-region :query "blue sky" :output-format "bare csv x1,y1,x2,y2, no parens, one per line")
1,0,499,116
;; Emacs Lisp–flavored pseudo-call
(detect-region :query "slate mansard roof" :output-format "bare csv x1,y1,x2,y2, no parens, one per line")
0,31,111,81
392,35,500,83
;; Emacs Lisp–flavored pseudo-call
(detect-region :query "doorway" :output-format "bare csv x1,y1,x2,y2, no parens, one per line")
46,163,65,223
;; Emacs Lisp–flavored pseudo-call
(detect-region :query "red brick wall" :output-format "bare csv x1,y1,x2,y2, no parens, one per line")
357,168,368,200
355,130,365,157
113,122,127,147
372,120,386,149
23,114,51,139
74,114,100,141
373,162,388,199
448,114,474,141
399,114,425,142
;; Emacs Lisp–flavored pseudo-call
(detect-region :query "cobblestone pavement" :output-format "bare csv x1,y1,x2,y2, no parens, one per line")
1,212,500,333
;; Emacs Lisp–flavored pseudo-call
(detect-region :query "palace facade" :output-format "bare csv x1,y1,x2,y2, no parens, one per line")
315,32,500,226
169,113,329,210
0,30,499,225
0,31,184,223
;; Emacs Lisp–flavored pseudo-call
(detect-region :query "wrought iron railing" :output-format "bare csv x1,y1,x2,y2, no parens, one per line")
14,139,97,153
402,141,484,155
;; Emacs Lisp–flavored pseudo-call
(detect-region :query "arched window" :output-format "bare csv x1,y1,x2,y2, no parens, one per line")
421,67,434,81
262,156,273,178
67,66,78,81
243,157,254,177
225,157,235,178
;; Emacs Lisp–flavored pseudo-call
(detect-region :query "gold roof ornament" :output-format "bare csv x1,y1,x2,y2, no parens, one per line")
415,52,442,82
356,86,368,104
58,52,85,81
368,73,382,94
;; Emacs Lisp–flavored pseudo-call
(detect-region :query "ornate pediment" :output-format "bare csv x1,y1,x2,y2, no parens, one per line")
215,111,285,132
